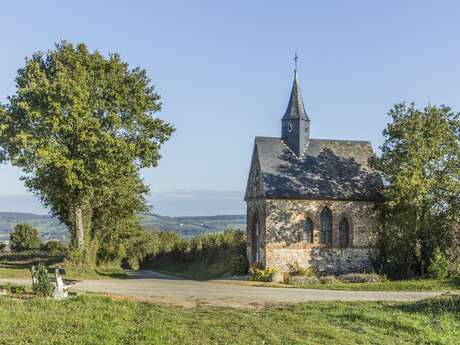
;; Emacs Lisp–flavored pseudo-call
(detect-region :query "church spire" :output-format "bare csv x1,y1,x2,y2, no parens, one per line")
281,55,311,157
282,63,309,121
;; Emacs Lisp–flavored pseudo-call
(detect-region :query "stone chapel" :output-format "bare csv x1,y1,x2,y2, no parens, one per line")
244,67,381,274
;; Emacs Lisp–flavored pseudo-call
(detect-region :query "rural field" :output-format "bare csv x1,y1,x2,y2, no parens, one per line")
0,294,459,345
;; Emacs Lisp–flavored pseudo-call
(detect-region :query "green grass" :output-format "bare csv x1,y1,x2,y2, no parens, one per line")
296,277,460,292
0,294,458,344
0,266,127,280
0,252,127,281
0,267,31,279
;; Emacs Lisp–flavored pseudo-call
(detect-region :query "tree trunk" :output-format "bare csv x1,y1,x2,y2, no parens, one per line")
74,207,84,250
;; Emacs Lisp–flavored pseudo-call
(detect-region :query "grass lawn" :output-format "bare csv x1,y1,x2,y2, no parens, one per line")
0,266,127,280
296,277,460,292
0,252,127,281
0,294,458,345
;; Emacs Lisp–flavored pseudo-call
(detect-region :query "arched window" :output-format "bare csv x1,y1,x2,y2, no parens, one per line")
320,208,332,245
304,217,313,243
339,217,350,248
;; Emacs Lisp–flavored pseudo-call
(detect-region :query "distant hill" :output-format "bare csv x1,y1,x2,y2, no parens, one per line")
0,212,246,242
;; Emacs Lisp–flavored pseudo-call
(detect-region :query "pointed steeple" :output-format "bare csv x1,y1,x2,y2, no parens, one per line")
282,70,309,121
281,56,311,157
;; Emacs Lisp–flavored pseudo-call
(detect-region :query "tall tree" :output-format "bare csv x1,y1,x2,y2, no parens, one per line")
371,103,460,277
0,42,174,255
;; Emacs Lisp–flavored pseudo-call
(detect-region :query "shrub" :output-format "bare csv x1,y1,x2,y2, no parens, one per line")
320,276,339,284
250,267,276,282
287,262,315,277
3,283,26,294
0,242,6,253
41,241,66,256
428,248,449,280
289,276,320,285
10,224,41,252
32,263,54,297
228,255,249,276
338,273,387,284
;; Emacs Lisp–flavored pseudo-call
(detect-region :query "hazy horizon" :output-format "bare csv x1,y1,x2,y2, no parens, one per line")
0,190,246,217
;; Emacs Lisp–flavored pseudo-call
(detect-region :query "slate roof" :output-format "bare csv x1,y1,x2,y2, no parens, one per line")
282,70,309,121
247,136,381,201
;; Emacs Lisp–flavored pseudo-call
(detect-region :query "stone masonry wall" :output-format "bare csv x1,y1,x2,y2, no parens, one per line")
247,198,379,274
246,200,267,265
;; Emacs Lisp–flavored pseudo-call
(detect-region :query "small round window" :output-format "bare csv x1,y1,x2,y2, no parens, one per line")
287,123,292,132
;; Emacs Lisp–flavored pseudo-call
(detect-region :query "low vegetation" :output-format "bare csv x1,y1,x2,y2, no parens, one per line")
139,230,248,280
0,251,126,281
0,294,458,344
295,276,460,291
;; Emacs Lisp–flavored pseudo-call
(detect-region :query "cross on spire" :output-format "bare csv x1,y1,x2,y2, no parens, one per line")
294,53,299,71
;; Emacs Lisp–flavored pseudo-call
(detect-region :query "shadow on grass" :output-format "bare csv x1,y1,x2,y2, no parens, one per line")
395,293,460,315
445,276,460,288
94,270,128,279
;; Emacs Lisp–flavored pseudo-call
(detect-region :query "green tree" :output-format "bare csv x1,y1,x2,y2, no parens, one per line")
10,224,42,252
0,42,174,257
41,240,67,256
92,173,149,264
371,103,460,277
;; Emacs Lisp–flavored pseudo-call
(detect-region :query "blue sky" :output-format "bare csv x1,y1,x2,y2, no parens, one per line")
0,1,459,215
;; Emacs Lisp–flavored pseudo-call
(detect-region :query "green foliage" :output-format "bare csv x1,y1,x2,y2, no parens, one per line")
125,230,184,270
338,273,387,283
428,248,449,280
2,283,26,294
138,229,248,279
249,266,276,282
371,103,460,278
412,293,460,314
9,224,41,252
32,263,54,297
0,41,174,258
41,241,66,257
319,276,339,284
0,242,6,253
289,275,320,285
287,261,315,276
228,255,249,276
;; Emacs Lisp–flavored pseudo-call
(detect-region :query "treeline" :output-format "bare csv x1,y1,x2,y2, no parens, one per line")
127,230,248,279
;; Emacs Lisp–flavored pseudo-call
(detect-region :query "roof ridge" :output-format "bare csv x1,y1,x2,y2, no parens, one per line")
255,136,281,140
310,138,371,144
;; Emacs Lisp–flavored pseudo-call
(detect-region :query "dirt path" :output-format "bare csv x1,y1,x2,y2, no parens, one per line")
0,270,442,308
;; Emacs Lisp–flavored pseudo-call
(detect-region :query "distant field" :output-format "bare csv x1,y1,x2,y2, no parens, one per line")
0,294,458,344
0,212,246,242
